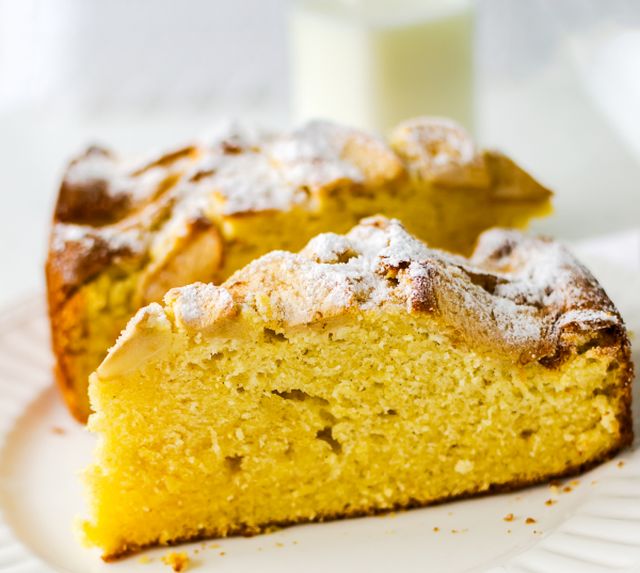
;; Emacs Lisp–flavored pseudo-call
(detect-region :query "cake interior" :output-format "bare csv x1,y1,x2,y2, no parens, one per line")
83,307,627,559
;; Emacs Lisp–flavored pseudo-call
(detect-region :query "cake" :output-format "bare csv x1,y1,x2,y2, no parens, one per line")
82,216,632,560
46,117,551,422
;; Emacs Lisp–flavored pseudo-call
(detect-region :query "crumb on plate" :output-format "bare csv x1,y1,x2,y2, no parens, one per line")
162,552,190,572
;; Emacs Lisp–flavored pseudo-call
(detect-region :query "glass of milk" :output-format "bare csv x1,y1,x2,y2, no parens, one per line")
289,0,475,134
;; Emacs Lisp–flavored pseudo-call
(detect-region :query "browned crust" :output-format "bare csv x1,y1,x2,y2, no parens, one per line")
102,428,633,562
611,334,635,449
46,255,80,421
54,146,131,226
45,271,91,422
44,220,144,423
130,145,198,176
46,235,139,307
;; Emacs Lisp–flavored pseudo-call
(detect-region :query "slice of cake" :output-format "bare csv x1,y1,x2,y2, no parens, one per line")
46,117,551,422
82,216,632,560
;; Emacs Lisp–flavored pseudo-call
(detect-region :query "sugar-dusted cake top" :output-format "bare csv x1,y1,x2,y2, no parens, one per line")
118,216,625,372
48,117,550,297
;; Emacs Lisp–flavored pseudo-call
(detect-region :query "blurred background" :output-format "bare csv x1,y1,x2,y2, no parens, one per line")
0,0,639,305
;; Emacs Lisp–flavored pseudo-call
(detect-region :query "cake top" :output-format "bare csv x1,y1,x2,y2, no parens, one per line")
52,119,404,230
132,216,624,370
48,117,551,298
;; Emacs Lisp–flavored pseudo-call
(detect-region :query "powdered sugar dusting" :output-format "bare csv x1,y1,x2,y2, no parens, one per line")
223,217,623,362
268,121,365,190
212,153,303,215
391,116,476,170
303,233,357,264
51,118,399,259
167,282,236,331
51,223,146,255
65,151,118,187
50,116,550,293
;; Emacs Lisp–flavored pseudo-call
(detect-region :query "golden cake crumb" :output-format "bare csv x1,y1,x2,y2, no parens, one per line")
562,486,573,493
544,499,557,506
503,513,515,522
51,426,66,435
162,552,190,572
138,555,151,564
618,460,625,468
525,517,537,525
433,527,440,532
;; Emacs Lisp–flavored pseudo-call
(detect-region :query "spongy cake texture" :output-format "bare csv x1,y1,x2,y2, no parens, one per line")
83,217,632,559
46,117,552,421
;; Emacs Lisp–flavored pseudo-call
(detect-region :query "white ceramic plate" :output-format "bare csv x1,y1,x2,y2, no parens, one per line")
1,254,639,573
